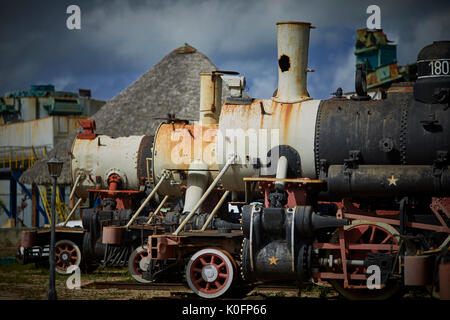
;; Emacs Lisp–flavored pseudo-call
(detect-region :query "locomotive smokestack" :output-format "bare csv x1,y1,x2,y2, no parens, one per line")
274,21,313,103
199,72,222,125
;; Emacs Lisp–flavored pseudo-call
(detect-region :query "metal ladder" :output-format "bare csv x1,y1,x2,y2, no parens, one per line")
38,186,68,224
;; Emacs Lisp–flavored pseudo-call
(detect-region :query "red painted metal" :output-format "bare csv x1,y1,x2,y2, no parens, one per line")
338,213,349,288
313,272,368,280
102,226,122,245
439,263,450,300
21,230,36,248
313,242,399,251
314,220,399,293
77,119,96,139
260,181,313,207
132,248,149,277
404,255,433,286
149,235,180,260
86,170,142,210
343,212,450,233
55,241,80,272
87,189,141,194
189,251,231,295
341,197,450,233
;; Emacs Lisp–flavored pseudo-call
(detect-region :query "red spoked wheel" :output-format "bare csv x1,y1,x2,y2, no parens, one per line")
186,248,235,299
328,221,401,300
128,245,152,283
55,240,81,275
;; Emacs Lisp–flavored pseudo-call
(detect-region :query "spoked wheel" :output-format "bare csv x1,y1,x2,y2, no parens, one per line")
328,220,402,300
54,240,81,275
186,248,236,299
128,245,152,283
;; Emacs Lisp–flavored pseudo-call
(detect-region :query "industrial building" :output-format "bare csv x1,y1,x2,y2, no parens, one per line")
0,85,105,227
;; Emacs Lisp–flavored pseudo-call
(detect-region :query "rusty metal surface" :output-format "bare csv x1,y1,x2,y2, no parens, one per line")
366,63,402,88
199,73,222,125
439,262,450,300
273,22,312,103
0,115,87,148
21,230,36,248
149,235,180,260
404,255,433,286
36,227,85,234
316,94,450,170
102,226,122,245
71,134,149,198
152,122,218,197
217,98,320,190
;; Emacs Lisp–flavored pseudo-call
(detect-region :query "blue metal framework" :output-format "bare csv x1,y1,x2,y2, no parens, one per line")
1,168,48,225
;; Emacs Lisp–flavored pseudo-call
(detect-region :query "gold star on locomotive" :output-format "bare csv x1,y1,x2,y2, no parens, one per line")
387,175,398,186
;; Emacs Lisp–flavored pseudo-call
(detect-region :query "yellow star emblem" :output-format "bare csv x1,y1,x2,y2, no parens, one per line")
387,175,398,186
268,257,279,265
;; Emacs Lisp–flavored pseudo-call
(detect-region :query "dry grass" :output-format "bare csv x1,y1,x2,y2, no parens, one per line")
0,263,190,300
0,248,430,300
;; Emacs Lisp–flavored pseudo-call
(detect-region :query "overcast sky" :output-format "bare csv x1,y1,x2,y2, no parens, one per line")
1,0,449,101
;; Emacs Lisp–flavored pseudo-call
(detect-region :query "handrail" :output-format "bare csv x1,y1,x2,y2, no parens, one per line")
62,198,83,227
200,190,230,231
173,154,235,236
147,195,169,224
125,170,169,228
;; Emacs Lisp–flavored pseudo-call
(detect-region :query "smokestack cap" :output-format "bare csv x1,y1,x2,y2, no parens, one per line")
276,21,311,25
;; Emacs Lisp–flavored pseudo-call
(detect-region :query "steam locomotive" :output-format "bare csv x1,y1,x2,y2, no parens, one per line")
25,21,449,299
142,22,450,299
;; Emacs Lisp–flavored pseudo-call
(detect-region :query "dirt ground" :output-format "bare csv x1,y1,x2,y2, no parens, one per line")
0,245,430,300
0,263,336,300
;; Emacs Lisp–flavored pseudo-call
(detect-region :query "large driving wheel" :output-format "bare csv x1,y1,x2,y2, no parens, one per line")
186,248,235,299
55,240,81,275
328,220,401,300
128,245,152,283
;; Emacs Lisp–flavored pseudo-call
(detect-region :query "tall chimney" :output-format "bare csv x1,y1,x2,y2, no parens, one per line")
199,72,222,125
274,22,313,103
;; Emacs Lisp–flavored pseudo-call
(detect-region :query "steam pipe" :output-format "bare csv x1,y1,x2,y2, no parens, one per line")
183,160,210,213
275,156,288,190
199,72,222,125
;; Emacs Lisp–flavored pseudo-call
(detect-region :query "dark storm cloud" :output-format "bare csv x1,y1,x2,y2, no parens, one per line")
1,0,449,100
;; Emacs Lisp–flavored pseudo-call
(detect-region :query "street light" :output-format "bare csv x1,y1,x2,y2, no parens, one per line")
46,157,63,300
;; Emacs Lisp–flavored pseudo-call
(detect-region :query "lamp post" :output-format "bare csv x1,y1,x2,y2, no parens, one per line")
46,157,63,300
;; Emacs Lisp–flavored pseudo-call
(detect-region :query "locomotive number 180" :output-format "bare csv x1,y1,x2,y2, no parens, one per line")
429,59,450,75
